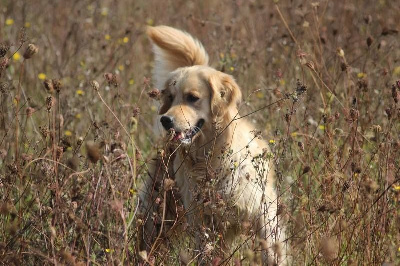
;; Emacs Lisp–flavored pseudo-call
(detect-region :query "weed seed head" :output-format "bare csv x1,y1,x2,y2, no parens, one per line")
132,106,140,117
163,178,175,191
0,57,9,75
53,79,62,93
43,79,54,93
86,141,101,163
295,79,307,96
90,80,99,91
46,96,54,112
104,73,119,87
26,107,35,117
18,27,27,45
349,108,359,121
147,88,161,100
0,82,9,93
0,43,10,58
23,44,39,59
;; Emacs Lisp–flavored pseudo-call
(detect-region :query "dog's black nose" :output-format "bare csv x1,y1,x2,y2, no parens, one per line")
160,116,174,130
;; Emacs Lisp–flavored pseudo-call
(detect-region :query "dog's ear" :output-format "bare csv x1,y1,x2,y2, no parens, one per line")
159,88,173,115
209,72,242,118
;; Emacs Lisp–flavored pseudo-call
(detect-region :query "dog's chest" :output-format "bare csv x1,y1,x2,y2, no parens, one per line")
172,150,267,215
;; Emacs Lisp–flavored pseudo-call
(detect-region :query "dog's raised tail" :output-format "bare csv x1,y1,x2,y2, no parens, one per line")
147,25,209,89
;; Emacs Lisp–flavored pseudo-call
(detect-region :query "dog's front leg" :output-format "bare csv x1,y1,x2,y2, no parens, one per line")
138,151,180,258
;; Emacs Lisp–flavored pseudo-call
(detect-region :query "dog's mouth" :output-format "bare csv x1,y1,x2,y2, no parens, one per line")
169,119,205,144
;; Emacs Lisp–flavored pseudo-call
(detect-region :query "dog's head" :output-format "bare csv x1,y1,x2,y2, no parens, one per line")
158,66,242,145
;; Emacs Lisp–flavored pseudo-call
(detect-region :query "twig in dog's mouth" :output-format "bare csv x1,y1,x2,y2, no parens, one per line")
169,119,205,144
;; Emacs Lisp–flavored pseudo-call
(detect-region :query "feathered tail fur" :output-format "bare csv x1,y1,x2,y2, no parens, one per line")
147,25,209,89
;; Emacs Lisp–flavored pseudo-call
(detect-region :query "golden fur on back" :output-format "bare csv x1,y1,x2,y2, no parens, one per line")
140,25,288,265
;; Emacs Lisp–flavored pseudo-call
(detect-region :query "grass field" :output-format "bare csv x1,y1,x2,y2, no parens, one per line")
1,0,400,265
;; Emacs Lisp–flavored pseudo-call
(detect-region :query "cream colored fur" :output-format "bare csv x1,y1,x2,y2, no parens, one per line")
147,25,209,90
140,25,288,265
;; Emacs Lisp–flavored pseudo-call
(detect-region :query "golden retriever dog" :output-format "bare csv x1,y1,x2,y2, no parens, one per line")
139,25,288,265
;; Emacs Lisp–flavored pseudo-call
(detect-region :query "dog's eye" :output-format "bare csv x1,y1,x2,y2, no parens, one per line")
187,94,200,103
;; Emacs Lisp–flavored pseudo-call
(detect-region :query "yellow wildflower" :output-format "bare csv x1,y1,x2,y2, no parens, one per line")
24,22,31,28
256,91,264,99
230,66,235,72
13,52,21,61
76,89,85,96
64,130,72,136
393,66,400,76
101,8,108,16
357,72,366,79
118,65,124,71
105,34,111,40
75,113,82,119
123,37,129,43
318,125,325,130
146,18,154,26
5,18,14,26
269,139,276,144
38,73,46,80
393,185,400,191
129,79,135,85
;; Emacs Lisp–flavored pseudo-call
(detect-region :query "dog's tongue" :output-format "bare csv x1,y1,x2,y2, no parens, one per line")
173,132,185,141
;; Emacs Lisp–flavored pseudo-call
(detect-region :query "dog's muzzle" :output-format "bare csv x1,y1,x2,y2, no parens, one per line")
160,117,205,143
